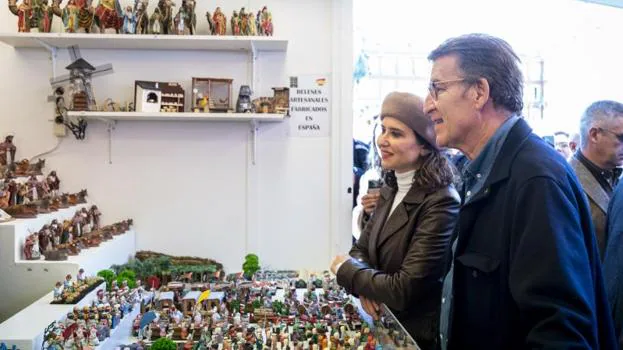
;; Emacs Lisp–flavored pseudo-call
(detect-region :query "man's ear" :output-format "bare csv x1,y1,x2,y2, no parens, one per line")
472,78,490,110
589,127,600,144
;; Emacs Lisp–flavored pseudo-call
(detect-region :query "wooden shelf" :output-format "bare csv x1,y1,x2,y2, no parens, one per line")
68,111,287,122
0,33,288,52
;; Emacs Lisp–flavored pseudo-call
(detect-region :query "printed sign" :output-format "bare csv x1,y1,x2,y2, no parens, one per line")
288,75,331,137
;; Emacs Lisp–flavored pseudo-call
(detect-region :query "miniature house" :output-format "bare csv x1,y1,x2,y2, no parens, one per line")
134,80,162,113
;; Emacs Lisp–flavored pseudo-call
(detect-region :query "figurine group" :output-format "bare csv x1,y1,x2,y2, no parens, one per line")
23,213,133,261
8,0,274,36
45,271,145,350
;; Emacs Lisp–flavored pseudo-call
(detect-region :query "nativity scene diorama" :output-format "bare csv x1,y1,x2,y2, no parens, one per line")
39,252,420,350
7,1,275,36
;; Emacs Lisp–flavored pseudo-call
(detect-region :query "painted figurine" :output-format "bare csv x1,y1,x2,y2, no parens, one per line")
0,134,17,167
149,6,163,34
53,281,64,301
134,0,149,34
122,5,136,33
230,10,240,35
212,6,226,35
247,9,256,36
51,0,97,33
173,0,196,35
205,10,213,34
94,0,123,33
8,0,33,32
156,0,174,34
47,170,61,197
260,6,273,36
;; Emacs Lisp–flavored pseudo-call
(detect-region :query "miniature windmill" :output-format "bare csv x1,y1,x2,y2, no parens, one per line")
50,45,114,111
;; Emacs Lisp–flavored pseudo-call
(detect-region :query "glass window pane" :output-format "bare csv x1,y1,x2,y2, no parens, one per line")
380,56,397,76
397,56,413,76
355,79,380,100
380,80,398,99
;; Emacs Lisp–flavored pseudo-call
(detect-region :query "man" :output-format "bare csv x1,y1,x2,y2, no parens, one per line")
423,33,615,349
603,181,623,346
570,132,581,154
554,131,573,159
569,101,623,258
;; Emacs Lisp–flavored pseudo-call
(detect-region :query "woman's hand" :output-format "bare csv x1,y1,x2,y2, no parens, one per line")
361,192,380,215
330,254,350,275
360,296,381,320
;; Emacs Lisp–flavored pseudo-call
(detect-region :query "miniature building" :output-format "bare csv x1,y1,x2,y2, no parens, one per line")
134,80,185,113
182,290,201,316
192,78,233,112
204,291,224,311
157,291,175,310
134,81,162,113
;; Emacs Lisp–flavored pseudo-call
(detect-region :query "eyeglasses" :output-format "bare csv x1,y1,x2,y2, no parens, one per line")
598,128,623,142
428,78,468,100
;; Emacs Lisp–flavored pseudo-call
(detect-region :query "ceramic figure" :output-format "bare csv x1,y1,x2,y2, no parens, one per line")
77,268,86,283
173,0,195,35
122,5,136,33
47,171,61,197
0,134,17,167
156,0,174,34
51,0,97,33
204,10,213,34
94,0,122,33
260,6,273,36
134,0,148,34
212,6,225,35
246,9,256,36
8,0,33,32
230,10,240,35
239,7,248,35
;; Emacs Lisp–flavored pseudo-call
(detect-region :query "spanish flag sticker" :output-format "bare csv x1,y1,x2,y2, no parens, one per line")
316,78,327,86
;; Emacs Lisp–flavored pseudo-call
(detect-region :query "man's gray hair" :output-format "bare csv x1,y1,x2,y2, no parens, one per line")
579,100,623,148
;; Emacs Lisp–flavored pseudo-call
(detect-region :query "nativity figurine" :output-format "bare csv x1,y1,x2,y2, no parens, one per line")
122,5,136,33
173,0,196,35
47,170,61,197
259,6,273,36
212,6,226,35
230,10,240,35
156,0,175,34
8,0,34,32
0,134,17,168
149,6,163,34
51,0,98,33
94,0,123,33
134,0,149,34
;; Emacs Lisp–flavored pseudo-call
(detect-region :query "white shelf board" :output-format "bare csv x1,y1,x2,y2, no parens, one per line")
69,111,287,122
0,33,288,52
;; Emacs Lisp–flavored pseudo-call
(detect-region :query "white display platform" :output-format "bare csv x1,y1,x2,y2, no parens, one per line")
0,203,137,323
0,281,106,350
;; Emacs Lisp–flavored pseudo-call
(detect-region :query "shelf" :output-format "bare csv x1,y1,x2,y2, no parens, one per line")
0,33,288,52
69,111,287,123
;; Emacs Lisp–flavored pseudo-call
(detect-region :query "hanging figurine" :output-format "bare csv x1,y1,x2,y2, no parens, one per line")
133,0,149,34
230,10,240,36
156,0,175,35
212,6,226,35
122,5,136,33
94,0,123,33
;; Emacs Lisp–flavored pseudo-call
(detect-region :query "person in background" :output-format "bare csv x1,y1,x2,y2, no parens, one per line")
570,132,580,154
424,33,616,349
569,100,623,258
554,130,573,159
603,181,623,347
331,92,460,350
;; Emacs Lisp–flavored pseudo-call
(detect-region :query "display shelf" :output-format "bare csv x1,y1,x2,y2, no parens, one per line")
0,33,288,52
0,281,106,350
70,111,286,123
0,203,137,324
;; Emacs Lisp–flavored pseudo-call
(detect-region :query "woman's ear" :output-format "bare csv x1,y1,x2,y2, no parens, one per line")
420,147,432,157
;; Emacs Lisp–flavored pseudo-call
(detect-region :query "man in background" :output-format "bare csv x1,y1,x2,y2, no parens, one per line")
603,181,623,347
569,100,623,258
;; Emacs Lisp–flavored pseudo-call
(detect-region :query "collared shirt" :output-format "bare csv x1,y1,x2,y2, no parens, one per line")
462,115,520,204
440,115,520,349
575,151,622,196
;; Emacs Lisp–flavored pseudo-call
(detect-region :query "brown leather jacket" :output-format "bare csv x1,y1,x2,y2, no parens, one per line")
337,183,460,349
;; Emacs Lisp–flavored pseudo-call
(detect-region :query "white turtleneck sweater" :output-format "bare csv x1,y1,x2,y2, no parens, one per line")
389,169,415,215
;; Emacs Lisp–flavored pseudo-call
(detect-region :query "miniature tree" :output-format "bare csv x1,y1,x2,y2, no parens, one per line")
97,269,116,290
242,253,260,280
151,337,176,350
116,269,137,288
229,299,241,314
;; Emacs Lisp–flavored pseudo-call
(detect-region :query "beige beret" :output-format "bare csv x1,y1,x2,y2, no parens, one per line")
380,92,438,149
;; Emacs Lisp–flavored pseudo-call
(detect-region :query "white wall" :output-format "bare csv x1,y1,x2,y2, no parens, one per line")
0,0,354,277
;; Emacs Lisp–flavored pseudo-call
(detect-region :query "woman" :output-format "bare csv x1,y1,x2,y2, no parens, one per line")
331,92,460,350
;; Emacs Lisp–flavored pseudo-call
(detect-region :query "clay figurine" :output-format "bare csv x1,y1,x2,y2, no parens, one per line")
133,0,149,34
173,0,196,35
53,281,64,301
51,0,98,33
94,0,123,33
89,205,102,230
212,6,226,35
246,8,256,36
149,6,163,34
156,0,175,34
259,6,273,36
47,170,61,197
230,10,240,35
122,5,136,33
0,134,17,167
8,0,33,32
77,268,86,283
